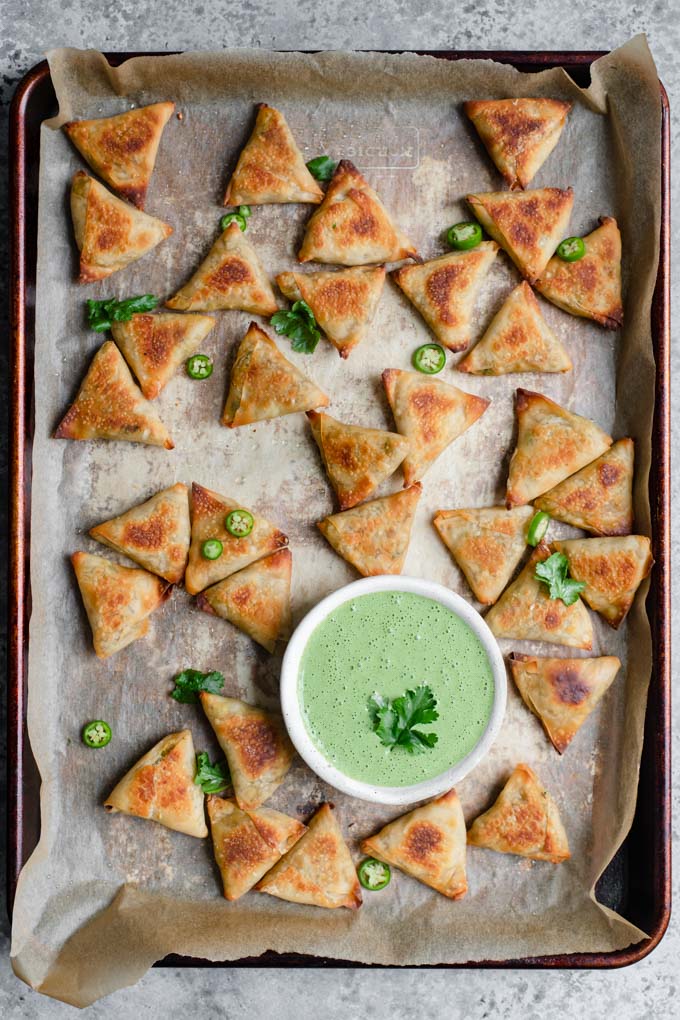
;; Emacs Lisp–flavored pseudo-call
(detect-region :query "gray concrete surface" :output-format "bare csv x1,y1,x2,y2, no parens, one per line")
1,1,678,1016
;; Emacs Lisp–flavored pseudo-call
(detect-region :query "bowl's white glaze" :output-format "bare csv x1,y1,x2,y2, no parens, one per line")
280,575,506,806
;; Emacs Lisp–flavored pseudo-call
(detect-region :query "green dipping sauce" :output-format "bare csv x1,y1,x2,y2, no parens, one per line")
298,591,495,788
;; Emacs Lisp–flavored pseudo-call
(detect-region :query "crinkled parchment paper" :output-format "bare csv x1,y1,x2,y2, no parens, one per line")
11,37,661,1006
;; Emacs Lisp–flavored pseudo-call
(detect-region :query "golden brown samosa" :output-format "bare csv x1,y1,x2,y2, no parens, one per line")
64,102,175,208
361,789,468,899
111,312,215,399
553,535,653,628
391,243,498,352
104,729,207,837
200,693,295,810
307,410,410,510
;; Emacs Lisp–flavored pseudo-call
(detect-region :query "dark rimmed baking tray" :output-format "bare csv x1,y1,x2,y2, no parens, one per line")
8,50,671,969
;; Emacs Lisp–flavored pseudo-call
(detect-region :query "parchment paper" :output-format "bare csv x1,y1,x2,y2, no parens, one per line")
11,38,662,1006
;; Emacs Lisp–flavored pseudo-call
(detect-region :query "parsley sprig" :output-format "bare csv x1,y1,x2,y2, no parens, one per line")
194,752,231,794
86,294,158,332
271,300,322,354
368,684,439,754
534,552,585,606
306,155,337,182
170,668,225,703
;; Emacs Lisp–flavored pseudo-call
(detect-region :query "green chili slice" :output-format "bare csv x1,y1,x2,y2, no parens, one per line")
357,858,391,891
412,343,446,374
201,539,223,560
82,720,112,748
225,509,254,538
527,510,550,547
447,221,483,251
186,354,213,379
220,205,251,232
556,236,586,262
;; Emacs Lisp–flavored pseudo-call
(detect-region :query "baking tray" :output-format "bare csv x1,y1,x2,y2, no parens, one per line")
7,50,671,969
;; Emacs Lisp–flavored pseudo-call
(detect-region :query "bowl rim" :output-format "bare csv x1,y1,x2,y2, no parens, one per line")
280,574,507,806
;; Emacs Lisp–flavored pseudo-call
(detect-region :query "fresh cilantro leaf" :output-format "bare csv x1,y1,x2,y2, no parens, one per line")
170,668,225,703
368,684,439,754
306,155,337,182
194,752,231,794
534,551,586,606
86,294,158,332
220,205,251,232
271,299,322,354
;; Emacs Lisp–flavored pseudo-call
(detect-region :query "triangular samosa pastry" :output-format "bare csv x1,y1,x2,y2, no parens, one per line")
64,101,175,208
383,369,490,485
553,535,654,629
509,652,621,754
104,729,207,837
257,803,362,910
467,187,574,283
391,243,498,352
457,281,572,375
467,763,570,863
484,542,593,650
111,311,216,399
166,222,277,314
464,98,572,190
72,551,172,658
70,171,172,283
184,482,288,595
298,159,417,266
199,693,295,811
506,389,612,507
276,265,386,358
318,483,422,577
224,103,323,206
197,548,292,652
361,789,468,899
54,341,174,449
534,439,634,536
536,217,623,328
89,483,191,584
222,322,329,427
307,410,410,510
433,505,534,605
207,796,306,900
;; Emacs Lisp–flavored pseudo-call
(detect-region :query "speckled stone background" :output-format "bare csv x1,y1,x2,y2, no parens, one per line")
1,2,677,1016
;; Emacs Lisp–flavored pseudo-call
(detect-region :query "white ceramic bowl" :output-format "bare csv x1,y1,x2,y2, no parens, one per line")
280,574,506,806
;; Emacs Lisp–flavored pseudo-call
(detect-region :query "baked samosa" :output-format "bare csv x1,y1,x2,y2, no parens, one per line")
553,535,653,628
318,483,421,576
72,551,171,658
185,482,288,595
464,98,572,190
224,103,323,206
70,171,172,283
111,311,215,399
467,763,570,863
64,101,175,208
383,369,490,485
536,217,623,328
457,281,572,375
509,652,621,753
257,803,362,910
298,159,417,266
166,222,278,314
197,548,292,652
484,542,593,650
104,729,207,837
207,796,306,900
222,322,329,427
391,243,498,351
54,341,174,449
534,438,634,536
89,483,190,584
307,410,410,510
199,693,295,810
467,187,574,283
506,389,612,507
433,505,534,605
361,789,468,899
276,265,386,358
